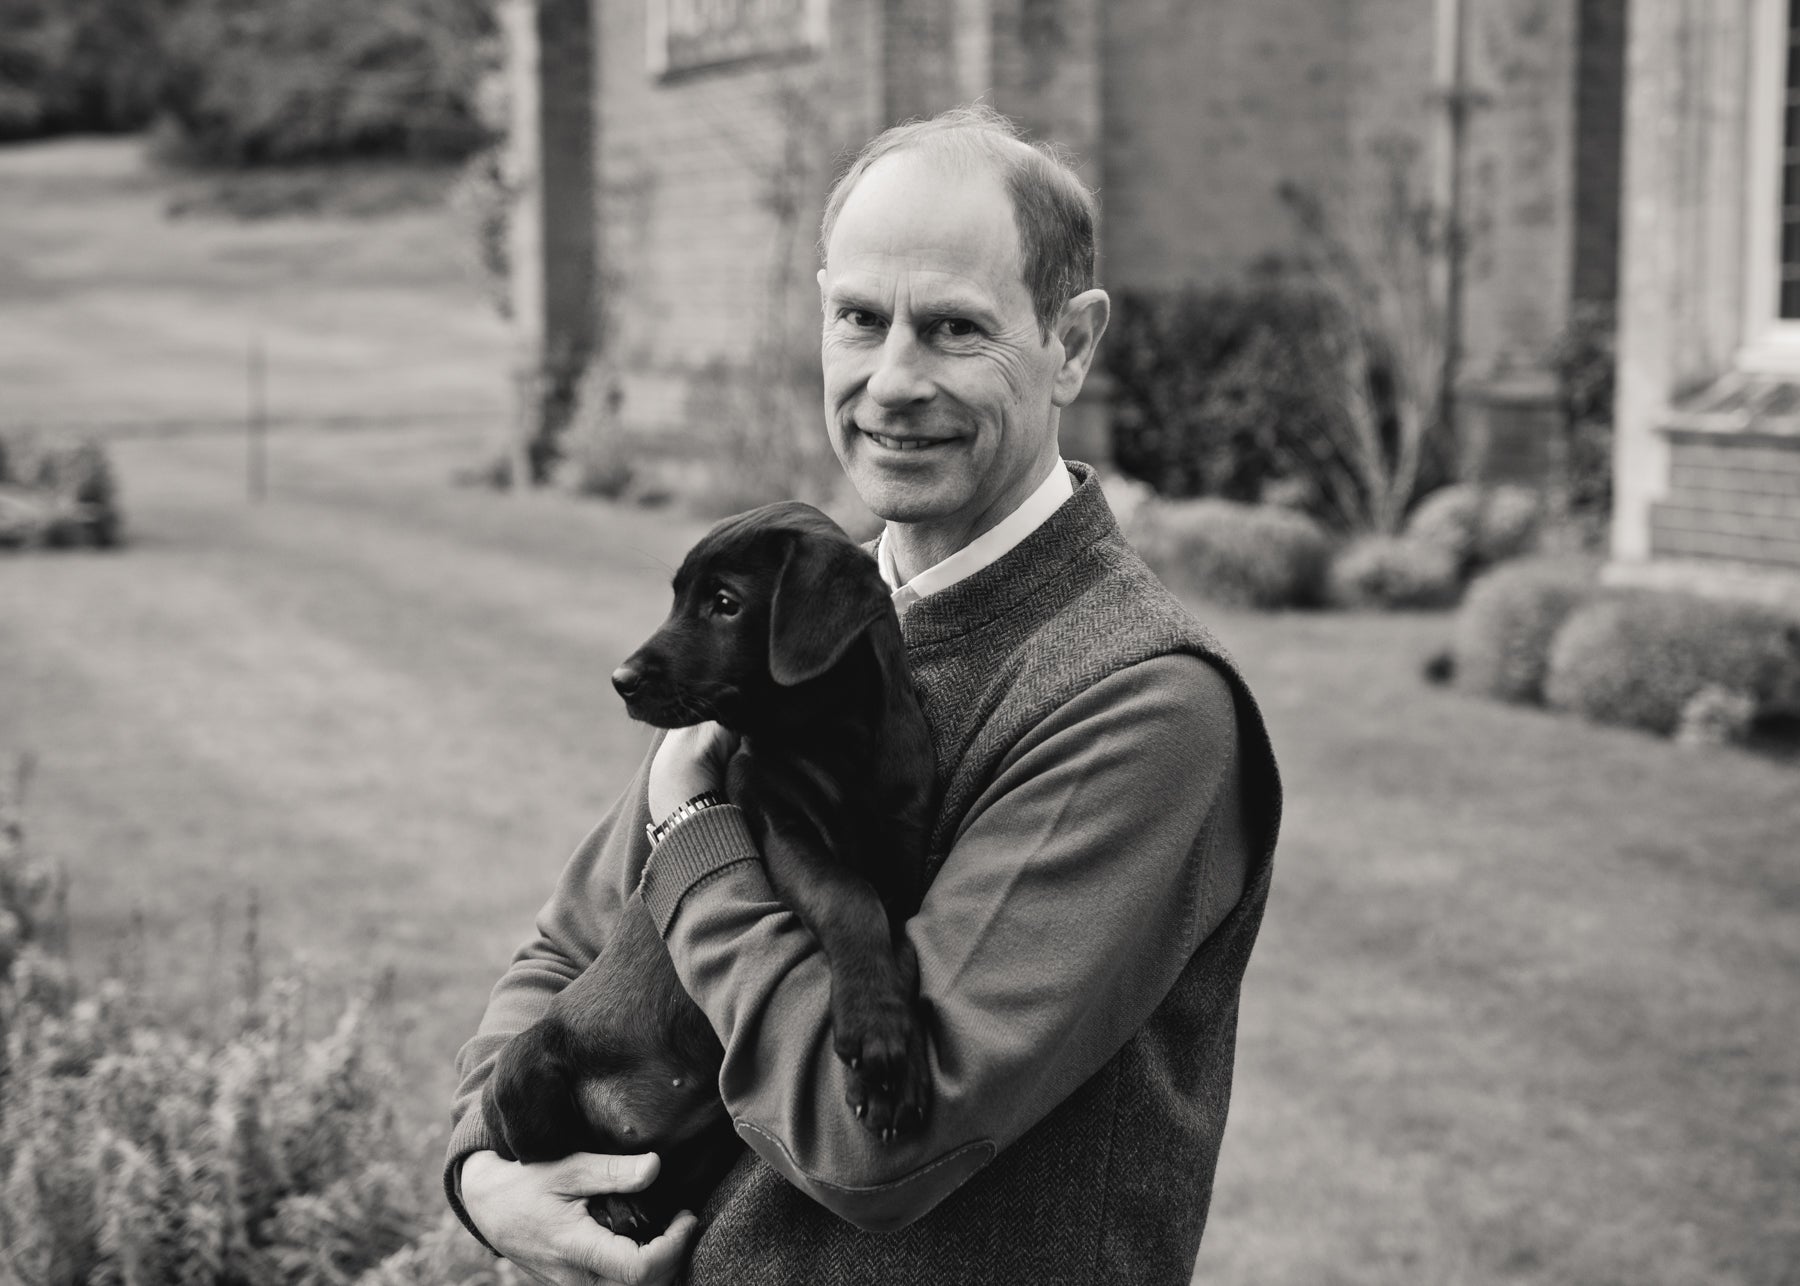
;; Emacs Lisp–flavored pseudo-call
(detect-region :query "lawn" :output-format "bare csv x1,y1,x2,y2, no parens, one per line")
0,137,508,433
4,428,1795,1284
3,138,1797,1285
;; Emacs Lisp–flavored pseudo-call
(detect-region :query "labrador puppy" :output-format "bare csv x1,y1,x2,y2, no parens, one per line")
481,501,935,1240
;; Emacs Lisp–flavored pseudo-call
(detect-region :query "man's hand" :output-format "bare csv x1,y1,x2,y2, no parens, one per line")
461,1150,696,1286
648,722,738,821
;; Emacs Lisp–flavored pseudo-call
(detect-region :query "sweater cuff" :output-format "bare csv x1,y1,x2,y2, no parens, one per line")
442,1105,505,1255
639,803,761,936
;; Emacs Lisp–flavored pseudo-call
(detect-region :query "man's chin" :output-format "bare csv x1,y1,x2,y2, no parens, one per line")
843,460,966,525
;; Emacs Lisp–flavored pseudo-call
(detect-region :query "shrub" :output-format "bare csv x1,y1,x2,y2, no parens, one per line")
1105,287,1332,504
1328,535,1461,609
0,0,167,140
1143,499,1332,609
0,757,62,986
159,0,497,166
1452,558,1599,703
1544,592,1800,738
1405,483,1542,577
0,431,123,549
1550,301,1615,545
0,966,432,1285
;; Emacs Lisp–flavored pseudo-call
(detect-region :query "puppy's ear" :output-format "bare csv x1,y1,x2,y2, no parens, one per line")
769,533,891,686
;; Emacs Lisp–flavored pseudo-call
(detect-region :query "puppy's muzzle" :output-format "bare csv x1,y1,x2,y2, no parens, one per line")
611,664,644,698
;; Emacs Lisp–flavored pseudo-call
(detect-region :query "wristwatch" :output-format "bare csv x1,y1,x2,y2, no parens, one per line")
645,791,725,848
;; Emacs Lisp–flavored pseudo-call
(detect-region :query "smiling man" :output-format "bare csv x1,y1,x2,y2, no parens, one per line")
446,105,1281,1285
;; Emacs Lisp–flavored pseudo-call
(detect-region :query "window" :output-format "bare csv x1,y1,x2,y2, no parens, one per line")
1742,0,1800,366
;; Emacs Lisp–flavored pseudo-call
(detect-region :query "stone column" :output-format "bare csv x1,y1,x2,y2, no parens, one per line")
1612,0,1753,562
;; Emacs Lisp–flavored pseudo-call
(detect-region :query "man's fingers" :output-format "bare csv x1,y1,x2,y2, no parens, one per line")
571,1209,698,1286
550,1150,660,1196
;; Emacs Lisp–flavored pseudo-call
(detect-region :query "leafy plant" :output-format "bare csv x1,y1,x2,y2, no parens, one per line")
158,0,498,166
0,0,167,140
1549,301,1616,544
1105,286,1333,505
1277,135,1463,535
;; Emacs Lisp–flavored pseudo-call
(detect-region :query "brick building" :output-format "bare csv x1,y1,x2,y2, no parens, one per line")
1609,0,1800,607
504,0,1624,495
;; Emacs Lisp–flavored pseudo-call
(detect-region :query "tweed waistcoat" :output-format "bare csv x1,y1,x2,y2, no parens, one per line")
684,463,1281,1285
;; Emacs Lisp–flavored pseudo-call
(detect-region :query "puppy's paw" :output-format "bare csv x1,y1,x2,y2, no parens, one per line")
587,1193,658,1244
834,995,931,1143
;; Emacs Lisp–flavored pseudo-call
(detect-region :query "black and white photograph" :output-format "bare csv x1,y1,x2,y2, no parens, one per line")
1,1,1795,1283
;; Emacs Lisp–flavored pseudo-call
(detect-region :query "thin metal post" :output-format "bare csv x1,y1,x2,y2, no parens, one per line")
248,335,267,501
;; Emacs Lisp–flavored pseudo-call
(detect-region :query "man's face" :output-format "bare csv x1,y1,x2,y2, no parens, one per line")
818,153,1066,535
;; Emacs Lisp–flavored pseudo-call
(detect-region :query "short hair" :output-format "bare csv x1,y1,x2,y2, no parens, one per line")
818,104,1098,340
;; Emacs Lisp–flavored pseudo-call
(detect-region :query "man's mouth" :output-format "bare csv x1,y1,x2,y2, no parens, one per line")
861,430,951,452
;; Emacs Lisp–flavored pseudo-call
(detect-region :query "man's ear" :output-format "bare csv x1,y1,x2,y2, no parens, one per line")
1051,288,1111,408
769,533,891,686
817,267,829,314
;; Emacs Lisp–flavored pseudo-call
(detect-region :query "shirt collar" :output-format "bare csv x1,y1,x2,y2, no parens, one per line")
876,459,1074,613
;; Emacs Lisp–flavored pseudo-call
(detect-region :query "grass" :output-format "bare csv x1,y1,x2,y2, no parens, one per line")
4,431,1795,1284
0,136,508,433
2,135,1796,1284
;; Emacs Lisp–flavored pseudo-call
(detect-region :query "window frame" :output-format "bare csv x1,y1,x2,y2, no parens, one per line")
1740,0,1800,370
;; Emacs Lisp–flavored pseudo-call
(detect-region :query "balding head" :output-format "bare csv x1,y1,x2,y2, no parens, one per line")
819,105,1098,340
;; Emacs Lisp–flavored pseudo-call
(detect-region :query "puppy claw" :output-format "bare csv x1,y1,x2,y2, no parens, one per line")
849,1057,859,1070
854,1103,865,1119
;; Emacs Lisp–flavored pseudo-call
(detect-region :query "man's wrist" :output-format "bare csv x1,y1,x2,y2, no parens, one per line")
646,790,726,848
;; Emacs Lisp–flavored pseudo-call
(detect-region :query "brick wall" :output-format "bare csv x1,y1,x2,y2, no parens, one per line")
1650,432,1800,570
593,0,883,435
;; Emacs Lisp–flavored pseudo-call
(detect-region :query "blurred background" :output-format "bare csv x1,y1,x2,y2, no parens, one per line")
2,1,1797,1282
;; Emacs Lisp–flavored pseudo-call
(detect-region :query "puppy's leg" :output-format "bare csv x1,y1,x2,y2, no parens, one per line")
763,827,930,1141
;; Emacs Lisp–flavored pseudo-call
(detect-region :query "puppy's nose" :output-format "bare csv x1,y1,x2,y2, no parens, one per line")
611,665,643,698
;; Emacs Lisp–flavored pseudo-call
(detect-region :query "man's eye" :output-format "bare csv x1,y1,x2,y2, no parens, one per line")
841,309,884,330
936,318,979,338
711,591,741,618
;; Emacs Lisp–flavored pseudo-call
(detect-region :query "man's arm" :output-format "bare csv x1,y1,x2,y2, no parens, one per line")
443,743,660,1244
639,652,1249,1232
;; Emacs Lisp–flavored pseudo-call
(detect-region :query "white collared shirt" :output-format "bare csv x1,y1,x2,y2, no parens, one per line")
876,459,1075,613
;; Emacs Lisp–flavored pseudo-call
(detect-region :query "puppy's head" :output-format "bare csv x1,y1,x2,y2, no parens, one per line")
613,501,891,731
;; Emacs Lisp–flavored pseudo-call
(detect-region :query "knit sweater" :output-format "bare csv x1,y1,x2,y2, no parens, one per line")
443,462,1281,1283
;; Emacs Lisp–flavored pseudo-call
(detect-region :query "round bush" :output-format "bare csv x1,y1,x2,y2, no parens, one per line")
1144,498,1331,609
1328,535,1460,609
1544,592,1800,736
1405,483,1542,573
1453,558,1598,703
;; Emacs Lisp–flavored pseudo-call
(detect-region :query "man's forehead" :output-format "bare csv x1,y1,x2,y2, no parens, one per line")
824,152,1029,308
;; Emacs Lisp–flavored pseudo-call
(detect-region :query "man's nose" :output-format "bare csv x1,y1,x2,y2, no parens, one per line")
611,664,643,698
866,328,934,408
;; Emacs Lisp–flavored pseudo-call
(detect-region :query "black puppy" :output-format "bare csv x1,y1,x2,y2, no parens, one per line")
481,501,936,1240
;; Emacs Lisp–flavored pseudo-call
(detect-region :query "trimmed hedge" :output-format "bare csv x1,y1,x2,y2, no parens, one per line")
1544,592,1800,738
1452,558,1599,704
1328,535,1460,609
1140,498,1332,609
1405,483,1542,576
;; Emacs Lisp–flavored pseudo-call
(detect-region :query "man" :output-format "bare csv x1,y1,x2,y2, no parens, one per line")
446,104,1280,1285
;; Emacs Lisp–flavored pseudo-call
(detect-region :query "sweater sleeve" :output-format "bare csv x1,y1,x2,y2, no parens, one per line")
640,652,1249,1232
441,740,660,1247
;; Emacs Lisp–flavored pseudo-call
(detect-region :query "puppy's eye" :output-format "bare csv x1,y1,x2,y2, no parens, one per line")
711,591,741,618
